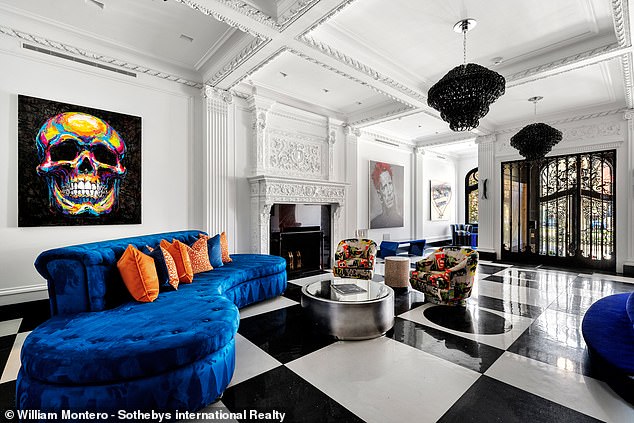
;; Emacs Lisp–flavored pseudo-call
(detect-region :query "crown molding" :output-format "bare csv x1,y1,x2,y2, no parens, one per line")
173,0,273,39
505,42,622,87
286,48,416,108
611,0,630,48
277,0,321,30
300,0,358,37
299,35,428,104
349,104,414,128
621,52,634,107
228,47,288,89
415,132,477,148
0,25,203,88
359,129,414,149
495,107,626,135
207,37,269,85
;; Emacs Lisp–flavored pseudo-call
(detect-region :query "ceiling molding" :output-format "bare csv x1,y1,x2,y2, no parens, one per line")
505,42,623,87
359,129,413,148
214,0,278,29
0,25,203,88
415,132,478,148
208,37,269,85
285,48,417,108
300,0,358,37
611,0,630,47
277,0,322,30
495,107,626,135
194,27,237,71
229,47,288,89
620,52,634,107
349,104,415,128
172,0,274,39
299,35,428,104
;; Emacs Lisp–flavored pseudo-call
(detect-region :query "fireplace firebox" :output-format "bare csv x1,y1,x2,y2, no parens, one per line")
270,204,331,279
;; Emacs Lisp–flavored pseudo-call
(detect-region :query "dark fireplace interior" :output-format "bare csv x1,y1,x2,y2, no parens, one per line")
270,204,331,280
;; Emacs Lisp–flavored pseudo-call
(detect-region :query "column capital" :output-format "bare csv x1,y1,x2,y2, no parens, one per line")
202,85,233,103
342,124,360,137
414,146,425,155
624,109,634,121
475,134,496,145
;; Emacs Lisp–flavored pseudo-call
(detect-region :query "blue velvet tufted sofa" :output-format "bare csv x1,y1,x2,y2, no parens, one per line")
16,230,287,417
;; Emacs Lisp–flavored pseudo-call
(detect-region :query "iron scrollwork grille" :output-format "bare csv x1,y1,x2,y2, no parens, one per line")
501,150,615,270
465,167,478,225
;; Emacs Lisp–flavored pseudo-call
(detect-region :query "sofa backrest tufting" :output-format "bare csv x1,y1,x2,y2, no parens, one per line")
35,230,204,316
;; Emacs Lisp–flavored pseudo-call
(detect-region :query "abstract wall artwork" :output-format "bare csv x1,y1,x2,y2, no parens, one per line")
18,95,142,226
369,160,404,229
430,180,452,221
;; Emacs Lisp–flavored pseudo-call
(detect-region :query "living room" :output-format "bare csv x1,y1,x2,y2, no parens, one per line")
1,0,633,422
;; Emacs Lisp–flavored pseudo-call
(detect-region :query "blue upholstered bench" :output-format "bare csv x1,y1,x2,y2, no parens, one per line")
379,239,426,258
581,291,634,403
17,231,287,415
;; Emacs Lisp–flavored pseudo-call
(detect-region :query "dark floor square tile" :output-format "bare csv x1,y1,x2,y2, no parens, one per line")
507,309,589,377
223,366,364,423
0,335,16,378
0,380,16,421
282,283,302,303
0,300,49,330
548,290,607,316
386,317,504,373
477,264,508,275
468,295,544,318
393,289,425,315
238,305,335,364
437,376,601,423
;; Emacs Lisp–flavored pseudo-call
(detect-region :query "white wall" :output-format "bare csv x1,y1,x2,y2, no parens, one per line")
421,153,457,243
0,37,201,302
357,137,413,244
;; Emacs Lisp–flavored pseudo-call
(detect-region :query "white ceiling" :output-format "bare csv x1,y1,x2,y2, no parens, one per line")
1,0,630,145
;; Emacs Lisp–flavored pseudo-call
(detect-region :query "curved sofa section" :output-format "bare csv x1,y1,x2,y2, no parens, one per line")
18,230,287,416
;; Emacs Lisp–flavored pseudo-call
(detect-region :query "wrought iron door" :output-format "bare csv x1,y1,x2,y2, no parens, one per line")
501,150,615,270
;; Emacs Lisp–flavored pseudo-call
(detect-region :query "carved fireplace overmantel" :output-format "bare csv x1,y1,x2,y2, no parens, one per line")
248,175,348,254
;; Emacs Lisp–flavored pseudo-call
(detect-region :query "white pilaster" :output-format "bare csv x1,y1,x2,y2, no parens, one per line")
202,85,233,235
246,94,275,176
476,134,497,255
343,124,360,237
624,110,634,268
414,146,425,239
327,118,337,181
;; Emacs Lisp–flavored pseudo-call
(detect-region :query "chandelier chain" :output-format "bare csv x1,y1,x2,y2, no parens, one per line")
463,25,467,64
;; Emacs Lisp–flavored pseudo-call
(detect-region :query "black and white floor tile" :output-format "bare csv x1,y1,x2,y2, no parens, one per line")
0,262,633,422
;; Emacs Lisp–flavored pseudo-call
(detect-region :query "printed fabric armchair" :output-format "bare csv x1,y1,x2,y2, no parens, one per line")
333,238,378,280
410,246,478,306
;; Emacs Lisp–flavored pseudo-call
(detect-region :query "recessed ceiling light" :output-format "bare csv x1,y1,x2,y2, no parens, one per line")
418,125,422,128
323,89,330,93
491,56,503,66
357,101,362,105
85,0,105,9
279,72,288,77
179,34,194,42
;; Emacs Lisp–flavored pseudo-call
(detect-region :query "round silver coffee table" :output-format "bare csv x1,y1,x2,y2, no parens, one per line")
301,278,394,340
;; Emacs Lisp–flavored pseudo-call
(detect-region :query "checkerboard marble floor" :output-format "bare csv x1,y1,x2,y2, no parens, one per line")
1,261,633,423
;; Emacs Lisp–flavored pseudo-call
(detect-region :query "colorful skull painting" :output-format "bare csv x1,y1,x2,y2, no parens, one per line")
35,112,126,216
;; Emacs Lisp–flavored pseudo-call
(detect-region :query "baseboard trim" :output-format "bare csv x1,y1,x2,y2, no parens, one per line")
427,239,451,247
623,264,634,277
0,284,48,306
478,251,497,261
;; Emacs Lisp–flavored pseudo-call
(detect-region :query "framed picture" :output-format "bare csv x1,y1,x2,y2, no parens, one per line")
369,160,404,229
18,95,142,226
430,180,452,221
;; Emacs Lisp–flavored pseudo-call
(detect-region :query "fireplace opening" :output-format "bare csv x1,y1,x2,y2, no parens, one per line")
270,204,331,280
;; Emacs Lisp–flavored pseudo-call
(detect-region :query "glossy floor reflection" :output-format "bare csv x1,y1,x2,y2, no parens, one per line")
0,262,633,422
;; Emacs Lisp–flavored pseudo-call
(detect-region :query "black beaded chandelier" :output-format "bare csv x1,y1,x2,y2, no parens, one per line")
428,19,506,132
510,97,562,161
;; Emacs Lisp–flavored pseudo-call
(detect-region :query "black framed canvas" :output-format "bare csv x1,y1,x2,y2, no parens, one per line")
18,95,142,226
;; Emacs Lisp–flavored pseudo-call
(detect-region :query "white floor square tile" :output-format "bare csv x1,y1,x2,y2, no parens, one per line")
0,319,21,338
473,279,556,307
286,337,480,423
1,331,29,383
288,273,333,287
228,334,281,388
399,303,534,350
239,296,298,320
485,352,634,423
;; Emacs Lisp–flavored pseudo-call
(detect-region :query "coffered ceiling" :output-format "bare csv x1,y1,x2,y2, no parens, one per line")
0,0,631,145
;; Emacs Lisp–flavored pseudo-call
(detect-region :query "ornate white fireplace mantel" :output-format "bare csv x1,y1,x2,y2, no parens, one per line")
248,175,348,254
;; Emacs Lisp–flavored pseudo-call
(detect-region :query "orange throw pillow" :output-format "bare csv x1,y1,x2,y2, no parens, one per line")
186,237,213,274
160,239,194,283
117,244,159,302
220,232,232,263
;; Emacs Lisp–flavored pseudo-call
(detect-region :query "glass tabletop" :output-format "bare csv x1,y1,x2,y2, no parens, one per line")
303,278,391,303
